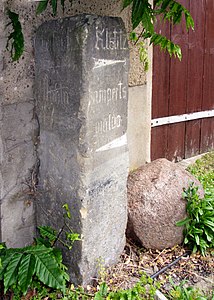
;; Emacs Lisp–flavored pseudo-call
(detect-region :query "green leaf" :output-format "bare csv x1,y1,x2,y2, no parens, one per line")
184,236,189,244
6,10,24,61
36,0,49,15
18,254,36,295
132,0,144,30
51,0,57,15
37,226,57,243
130,31,138,42
35,250,66,292
185,12,194,30
176,217,190,226
99,282,108,297
24,245,53,255
61,0,65,12
204,220,214,231
204,229,213,242
0,251,16,280
63,203,71,219
195,235,200,246
193,244,198,253
4,252,23,293
123,0,133,9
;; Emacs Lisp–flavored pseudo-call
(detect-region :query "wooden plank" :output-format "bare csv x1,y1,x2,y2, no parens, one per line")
200,0,214,152
166,123,185,161
185,120,201,158
152,20,170,119
202,0,214,111
151,18,170,159
200,118,214,153
186,0,205,113
151,126,168,160
169,0,189,116
185,0,205,158
166,0,189,160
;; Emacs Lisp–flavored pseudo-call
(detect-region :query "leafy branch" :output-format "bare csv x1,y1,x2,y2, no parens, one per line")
125,0,194,68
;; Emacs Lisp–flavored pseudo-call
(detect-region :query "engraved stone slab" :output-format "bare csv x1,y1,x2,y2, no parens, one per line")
35,14,129,285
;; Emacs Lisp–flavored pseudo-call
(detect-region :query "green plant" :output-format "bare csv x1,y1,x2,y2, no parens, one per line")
4,0,194,63
176,182,214,255
93,273,161,300
187,152,214,196
0,204,80,297
167,278,211,300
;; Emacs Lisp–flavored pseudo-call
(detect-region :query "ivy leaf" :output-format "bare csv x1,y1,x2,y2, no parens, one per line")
36,0,49,15
18,254,36,295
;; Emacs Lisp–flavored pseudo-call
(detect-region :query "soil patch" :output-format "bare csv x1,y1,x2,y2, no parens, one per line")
102,241,214,297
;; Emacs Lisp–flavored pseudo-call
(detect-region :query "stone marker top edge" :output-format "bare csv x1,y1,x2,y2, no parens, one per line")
35,13,126,33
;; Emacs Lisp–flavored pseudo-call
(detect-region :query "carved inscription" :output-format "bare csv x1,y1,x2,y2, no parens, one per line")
95,27,127,50
91,80,127,136
41,75,70,108
95,114,121,134
92,81,127,105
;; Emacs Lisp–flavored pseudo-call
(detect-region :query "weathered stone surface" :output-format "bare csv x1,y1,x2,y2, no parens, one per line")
127,158,204,250
0,101,38,247
35,15,129,285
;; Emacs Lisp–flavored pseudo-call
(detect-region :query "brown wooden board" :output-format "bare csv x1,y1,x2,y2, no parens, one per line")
202,0,214,111
200,118,214,153
151,0,214,161
151,19,170,159
185,120,201,158
151,126,168,160
166,123,185,161
152,21,170,119
169,0,189,116
185,0,205,158
186,0,205,113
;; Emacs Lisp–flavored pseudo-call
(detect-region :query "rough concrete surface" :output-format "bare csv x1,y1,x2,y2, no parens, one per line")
0,101,38,246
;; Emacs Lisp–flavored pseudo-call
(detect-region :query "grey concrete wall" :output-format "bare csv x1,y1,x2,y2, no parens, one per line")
128,44,153,169
0,0,152,247
0,2,38,247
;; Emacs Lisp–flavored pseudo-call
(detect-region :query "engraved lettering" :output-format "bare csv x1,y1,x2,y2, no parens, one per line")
42,75,70,108
95,114,122,134
95,28,105,50
95,26,127,50
93,81,127,105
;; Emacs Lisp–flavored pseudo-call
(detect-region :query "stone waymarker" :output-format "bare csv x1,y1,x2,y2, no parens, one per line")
35,15,129,284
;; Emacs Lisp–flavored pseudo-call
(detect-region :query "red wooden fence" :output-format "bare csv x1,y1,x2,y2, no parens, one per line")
151,0,214,161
